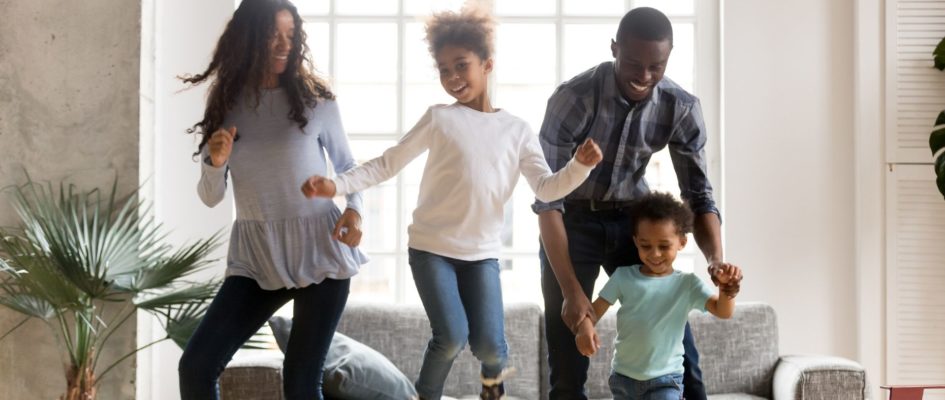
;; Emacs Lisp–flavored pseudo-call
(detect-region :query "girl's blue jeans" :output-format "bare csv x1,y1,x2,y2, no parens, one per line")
610,372,684,400
408,248,509,400
178,275,349,400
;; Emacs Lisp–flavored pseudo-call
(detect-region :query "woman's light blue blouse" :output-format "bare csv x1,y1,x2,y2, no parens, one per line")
197,89,368,290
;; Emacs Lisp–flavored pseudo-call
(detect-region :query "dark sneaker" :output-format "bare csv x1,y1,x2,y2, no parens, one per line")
480,368,514,400
479,381,505,400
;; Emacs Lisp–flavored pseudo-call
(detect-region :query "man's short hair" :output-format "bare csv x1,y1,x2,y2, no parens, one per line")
615,7,674,46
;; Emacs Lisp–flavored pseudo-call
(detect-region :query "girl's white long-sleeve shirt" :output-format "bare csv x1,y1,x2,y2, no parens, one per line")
334,103,593,261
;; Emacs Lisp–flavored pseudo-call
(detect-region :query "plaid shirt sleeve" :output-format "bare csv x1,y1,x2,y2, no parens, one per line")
532,87,592,214
667,99,720,218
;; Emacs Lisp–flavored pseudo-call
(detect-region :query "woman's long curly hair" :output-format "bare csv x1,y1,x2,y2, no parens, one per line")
181,0,333,157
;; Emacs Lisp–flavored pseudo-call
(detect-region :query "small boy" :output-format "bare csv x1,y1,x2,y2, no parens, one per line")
575,192,742,400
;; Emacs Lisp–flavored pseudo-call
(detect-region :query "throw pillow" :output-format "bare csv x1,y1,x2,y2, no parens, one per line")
268,316,418,400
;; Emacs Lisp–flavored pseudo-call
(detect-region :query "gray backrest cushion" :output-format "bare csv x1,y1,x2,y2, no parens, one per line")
689,302,779,396
336,302,543,399
590,302,779,397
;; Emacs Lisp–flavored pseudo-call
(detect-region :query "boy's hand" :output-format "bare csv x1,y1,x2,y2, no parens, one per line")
574,138,603,167
574,316,600,356
301,175,337,198
208,126,237,167
708,262,743,285
713,264,742,285
575,328,600,356
712,264,743,298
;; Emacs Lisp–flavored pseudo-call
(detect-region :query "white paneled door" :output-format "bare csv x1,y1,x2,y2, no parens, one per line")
884,0,945,397
885,165,945,399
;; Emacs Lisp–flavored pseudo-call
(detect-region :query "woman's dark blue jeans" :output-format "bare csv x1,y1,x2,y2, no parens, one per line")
540,206,707,400
179,275,349,400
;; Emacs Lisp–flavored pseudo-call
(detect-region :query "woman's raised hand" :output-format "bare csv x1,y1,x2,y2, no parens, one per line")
208,126,237,167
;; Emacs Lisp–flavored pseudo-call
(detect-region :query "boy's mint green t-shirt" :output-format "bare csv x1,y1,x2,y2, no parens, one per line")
598,265,715,381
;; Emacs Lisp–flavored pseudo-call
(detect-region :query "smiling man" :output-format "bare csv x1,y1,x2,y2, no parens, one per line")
533,7,740,400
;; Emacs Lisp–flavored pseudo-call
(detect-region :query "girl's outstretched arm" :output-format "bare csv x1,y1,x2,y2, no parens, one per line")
314,106,435,197
519,133,600,202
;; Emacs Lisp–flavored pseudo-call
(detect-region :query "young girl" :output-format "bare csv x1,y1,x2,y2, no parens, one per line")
574,192,742,400
177,1,366,399
301,6,602,399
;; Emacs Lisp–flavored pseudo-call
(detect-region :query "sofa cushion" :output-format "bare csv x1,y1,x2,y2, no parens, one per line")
335,302,543,399
707,394,768,400
689,302,779,397
269,316,417,400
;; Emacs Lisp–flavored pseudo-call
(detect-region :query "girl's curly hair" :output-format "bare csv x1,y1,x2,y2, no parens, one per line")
630,192,695,235
180,0,333,157
425,3,495,61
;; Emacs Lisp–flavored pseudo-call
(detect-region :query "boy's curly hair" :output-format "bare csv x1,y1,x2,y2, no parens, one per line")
425,3,495,61
630,192,694,235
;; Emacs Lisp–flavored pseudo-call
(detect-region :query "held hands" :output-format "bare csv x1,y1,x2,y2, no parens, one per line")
574,138,603,167
709,262,743,299
301,175,337,198
562,292,597,334
208,126,237,167
332,208,363,247
574,317,601,356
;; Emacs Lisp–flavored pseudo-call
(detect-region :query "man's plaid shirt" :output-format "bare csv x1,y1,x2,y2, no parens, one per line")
532,61,719,218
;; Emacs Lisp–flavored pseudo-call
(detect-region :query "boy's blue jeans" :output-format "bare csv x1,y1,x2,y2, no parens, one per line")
178,275,349,400
540,206,707,400
610,372,684,400
408,248,509,399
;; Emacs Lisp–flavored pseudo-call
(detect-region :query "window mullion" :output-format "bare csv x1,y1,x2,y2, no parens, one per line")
328,0,336,82
394,0,407,304
556,0,564,84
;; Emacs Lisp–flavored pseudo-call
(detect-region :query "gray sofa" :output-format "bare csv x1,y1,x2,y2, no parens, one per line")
220,302,868,399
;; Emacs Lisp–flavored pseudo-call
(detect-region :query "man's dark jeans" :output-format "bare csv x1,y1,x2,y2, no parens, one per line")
540,207,707,400
179,276,350,400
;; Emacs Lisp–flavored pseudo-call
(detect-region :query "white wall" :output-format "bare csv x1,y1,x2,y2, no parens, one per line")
722,0,858,360
137,0,234,399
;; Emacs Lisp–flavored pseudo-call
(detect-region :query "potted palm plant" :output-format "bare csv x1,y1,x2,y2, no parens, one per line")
0,178,222,400
932,36,945,197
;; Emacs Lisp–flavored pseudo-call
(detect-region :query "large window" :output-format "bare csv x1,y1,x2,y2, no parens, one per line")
297,0,712,304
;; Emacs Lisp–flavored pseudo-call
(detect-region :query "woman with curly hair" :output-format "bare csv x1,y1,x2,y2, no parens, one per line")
301,5,602,399
177,0,366,398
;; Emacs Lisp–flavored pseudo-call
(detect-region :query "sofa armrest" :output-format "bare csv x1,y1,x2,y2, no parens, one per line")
220,349,285,400
773,355,868,400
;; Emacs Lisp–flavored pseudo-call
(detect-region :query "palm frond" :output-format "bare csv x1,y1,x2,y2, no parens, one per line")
134,282,220,311
123,232,223,292
161,302,210,349
5,179,201,299
0,293,55,320
242,324,277,350
0,235,84,310
0,175,224,392
9,181,114,297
